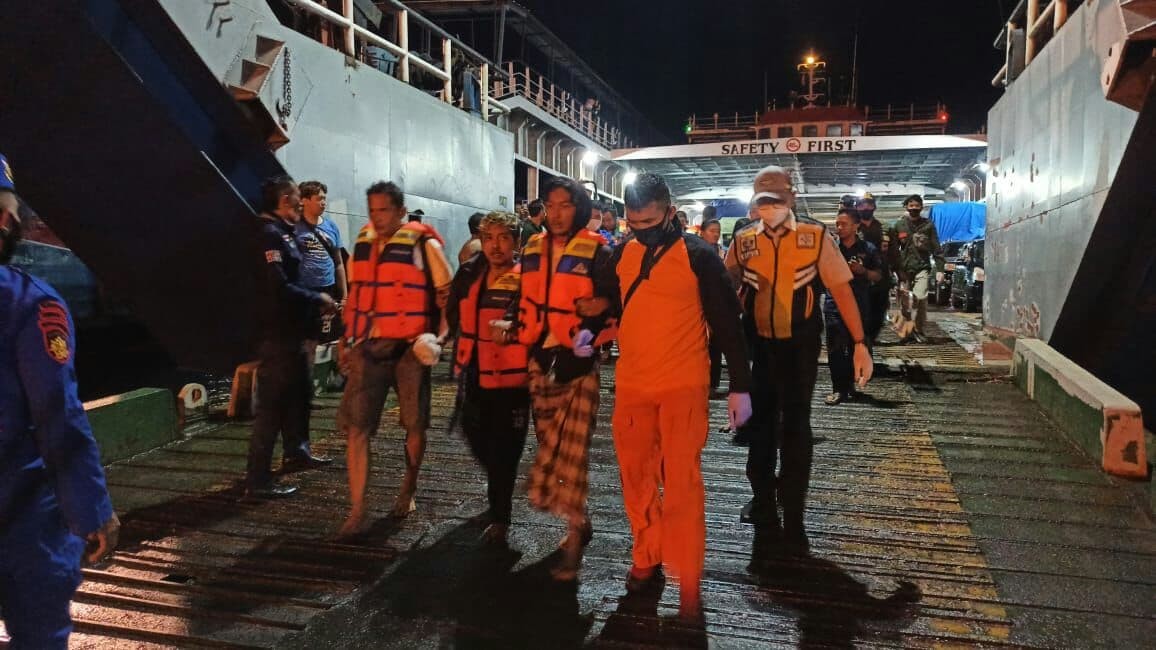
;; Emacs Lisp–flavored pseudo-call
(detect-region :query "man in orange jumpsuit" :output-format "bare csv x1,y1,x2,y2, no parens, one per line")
599,173,753,622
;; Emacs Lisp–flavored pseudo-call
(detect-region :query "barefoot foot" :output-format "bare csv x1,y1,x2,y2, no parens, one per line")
390,492,417,518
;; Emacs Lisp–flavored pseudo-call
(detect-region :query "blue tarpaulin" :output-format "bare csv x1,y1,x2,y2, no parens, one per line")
928,201,986,242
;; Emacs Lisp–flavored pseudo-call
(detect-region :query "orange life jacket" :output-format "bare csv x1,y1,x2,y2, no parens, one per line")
517,230,612,348
454,265,528,388
346,222,439,342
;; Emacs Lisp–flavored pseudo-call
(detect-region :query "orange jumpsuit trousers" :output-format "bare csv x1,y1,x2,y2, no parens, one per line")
612,385,710,597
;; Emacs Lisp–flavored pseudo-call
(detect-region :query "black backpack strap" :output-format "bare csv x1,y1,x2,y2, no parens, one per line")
621,238,677,312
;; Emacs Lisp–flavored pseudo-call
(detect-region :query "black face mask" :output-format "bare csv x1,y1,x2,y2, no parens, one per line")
859,209,875,221
907,208,922,219
633,213,678,247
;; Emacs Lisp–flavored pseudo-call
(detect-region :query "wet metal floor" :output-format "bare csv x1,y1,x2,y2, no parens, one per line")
30,312,1154,649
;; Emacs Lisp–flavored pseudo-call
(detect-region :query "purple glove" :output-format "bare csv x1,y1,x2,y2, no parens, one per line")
573,329,595,358
728,392,752,430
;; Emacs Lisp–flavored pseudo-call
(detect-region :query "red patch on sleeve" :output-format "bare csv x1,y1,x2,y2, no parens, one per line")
37,301,72,363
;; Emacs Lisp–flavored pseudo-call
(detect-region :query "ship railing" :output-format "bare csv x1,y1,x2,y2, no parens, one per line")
993,0,1080,87
489,61,633,150
281,0,510,119
865,103,947,124
684,102,947,135
686,113,762,132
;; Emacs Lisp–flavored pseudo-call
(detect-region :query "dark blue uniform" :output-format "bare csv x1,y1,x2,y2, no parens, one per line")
1,267,114,648
1,152,114,648
248,214,325,489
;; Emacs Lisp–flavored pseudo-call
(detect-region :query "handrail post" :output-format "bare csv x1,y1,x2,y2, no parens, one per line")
480,62,491,120
1026,0,1040,63
1054,0,1068,31
397,9,410,83
1006,20,1017,83
342,0,355,56
442,38,453,104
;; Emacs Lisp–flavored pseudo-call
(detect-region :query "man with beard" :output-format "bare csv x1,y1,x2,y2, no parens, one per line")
446,212,530,546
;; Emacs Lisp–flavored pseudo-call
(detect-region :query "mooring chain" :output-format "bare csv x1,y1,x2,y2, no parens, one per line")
277,46,293,128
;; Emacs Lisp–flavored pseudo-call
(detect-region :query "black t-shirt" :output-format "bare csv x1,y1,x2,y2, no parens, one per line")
824,238,881,320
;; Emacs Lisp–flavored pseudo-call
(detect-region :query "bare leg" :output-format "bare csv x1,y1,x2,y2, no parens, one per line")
338,428,371,537
391,427,426,516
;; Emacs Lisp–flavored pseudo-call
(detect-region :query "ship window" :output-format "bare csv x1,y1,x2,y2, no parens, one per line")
802,124,819,137
850,123,864,136
825,124,844,136
777,126,793,138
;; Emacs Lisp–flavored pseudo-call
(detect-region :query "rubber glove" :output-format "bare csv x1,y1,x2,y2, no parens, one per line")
489,319,513,345
728,392,752,430
573,329,595,358
853,342,874,388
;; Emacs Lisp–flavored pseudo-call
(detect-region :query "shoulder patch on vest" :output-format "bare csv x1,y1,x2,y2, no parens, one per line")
37,300,71,364
737,231,760,259
565,237,599,259
796,231,816,249
492,272,521,292
389,228,421,245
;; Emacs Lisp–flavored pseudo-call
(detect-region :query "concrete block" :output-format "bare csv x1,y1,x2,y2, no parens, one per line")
84,388,178,464
1012,339,1147,478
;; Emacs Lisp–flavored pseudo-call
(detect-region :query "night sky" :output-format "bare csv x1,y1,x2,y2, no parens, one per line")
515,0,1009,142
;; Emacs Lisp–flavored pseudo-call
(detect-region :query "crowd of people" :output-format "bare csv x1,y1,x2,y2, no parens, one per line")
0,146,944,644
246,164,895,623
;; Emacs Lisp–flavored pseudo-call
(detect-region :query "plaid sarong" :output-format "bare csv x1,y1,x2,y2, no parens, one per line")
526,359,599,523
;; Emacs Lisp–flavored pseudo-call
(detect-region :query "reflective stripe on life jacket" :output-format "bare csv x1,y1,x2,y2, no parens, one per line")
455,265,528,389
733,219,825,340
516,230,602,348
346,222,438,342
